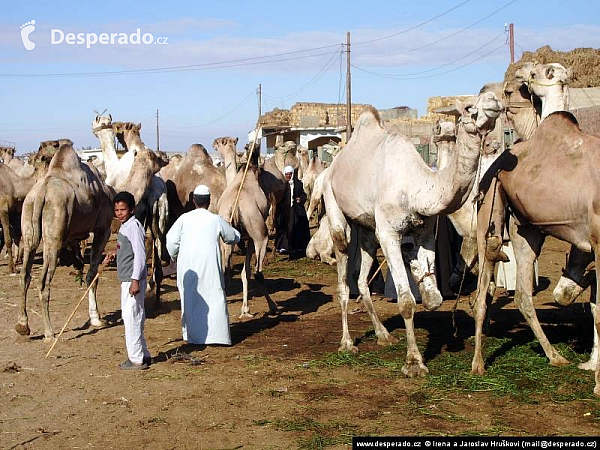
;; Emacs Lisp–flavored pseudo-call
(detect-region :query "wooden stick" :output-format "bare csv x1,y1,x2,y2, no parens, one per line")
355,258,387,303
45,263,106,358
229,120,261,223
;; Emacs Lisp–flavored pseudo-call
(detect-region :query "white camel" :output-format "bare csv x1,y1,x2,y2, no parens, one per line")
323,92,502,377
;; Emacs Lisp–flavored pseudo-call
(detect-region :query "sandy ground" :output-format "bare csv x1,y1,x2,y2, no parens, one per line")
0,236,598,449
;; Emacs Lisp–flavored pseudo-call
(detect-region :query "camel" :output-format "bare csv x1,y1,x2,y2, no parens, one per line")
306,167,330,224
92,115,169,304
167,144,226,219
269,140,300,176
158,154,183,182
306,218,336,265
297,147,325,211
16,143,114,339
0,157,49,272
472,111,600,397
0,146,14,164
215,140,277,318
322,92,502,377
446,64,572,290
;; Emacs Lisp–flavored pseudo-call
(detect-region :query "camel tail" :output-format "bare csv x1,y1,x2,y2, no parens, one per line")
23,182,47,252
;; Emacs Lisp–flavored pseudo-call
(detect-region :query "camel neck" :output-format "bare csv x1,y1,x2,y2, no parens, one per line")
540,85,570,120
97,131,119,167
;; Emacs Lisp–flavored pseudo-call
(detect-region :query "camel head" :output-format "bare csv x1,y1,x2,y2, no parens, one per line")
0,146,15,163
138,148,167,174
432,120,456,143
112,122,142,149
515,62,571,90
92,114,113,137
212,137,239,158
37,138,73,161
456,91,502,135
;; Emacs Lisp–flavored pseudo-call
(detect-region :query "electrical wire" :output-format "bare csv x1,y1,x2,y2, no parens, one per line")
353,41,507,80
0,49,340,78
352,31,505,79
264,47,342,101
353,0,472,45
365,0,518,59
159,89,257,129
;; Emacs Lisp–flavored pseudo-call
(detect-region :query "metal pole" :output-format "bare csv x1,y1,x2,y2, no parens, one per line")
156,109,160,151
346,32,352,143
509,23,515,63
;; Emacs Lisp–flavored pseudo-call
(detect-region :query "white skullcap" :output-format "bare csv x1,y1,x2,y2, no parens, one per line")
193,184,210,196
284,165,294,174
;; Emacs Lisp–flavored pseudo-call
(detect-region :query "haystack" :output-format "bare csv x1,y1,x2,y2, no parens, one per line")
505,45,600,88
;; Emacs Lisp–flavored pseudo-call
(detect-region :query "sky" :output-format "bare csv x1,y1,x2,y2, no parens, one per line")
1,0,599,155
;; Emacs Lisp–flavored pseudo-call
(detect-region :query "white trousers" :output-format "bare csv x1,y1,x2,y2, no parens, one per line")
121,280,150,364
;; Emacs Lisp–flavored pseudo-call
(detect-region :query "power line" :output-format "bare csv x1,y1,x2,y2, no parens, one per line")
353,42,507,80
351,31,506,79
353,0,473,45
364,0,518,59
264,47,342,101
160,89,257,129
0,49,341,78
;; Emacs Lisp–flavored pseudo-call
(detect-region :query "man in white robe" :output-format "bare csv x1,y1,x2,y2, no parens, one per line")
166,184,241,345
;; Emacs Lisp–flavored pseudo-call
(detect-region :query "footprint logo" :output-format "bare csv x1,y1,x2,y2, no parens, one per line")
20,20,36,50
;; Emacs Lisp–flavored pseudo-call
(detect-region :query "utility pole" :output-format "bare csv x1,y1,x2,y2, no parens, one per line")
258,84,262,119
156,109,160,151
509,23,515,63
346,32,352,143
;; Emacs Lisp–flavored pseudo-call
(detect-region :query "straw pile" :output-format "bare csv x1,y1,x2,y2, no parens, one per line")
505,45,600,87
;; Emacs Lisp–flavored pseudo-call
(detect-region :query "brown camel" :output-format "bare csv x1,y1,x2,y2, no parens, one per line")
168,143,226,219
472,111,600,397
323,92,502,377
0,154,52,273
215,142,277,318
16,143,114,339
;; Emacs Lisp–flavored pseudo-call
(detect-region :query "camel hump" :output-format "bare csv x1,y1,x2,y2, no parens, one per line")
545,111,580,128
354,107,384,131
48,143,81,172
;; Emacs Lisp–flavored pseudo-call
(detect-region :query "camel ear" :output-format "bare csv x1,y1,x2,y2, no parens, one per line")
137,123,142,130
108,114,112,122
545,66,555,80
234,137,239,145
95,114,99,122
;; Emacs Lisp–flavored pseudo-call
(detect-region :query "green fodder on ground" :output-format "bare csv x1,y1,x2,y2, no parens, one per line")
311,336,599,403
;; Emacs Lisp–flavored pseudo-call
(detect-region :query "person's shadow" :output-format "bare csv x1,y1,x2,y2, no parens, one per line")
180,270,210,344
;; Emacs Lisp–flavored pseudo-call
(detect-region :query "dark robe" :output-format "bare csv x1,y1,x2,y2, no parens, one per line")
275,177,311,259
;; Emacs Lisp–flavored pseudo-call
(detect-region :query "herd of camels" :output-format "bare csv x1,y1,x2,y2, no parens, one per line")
1,60,599,397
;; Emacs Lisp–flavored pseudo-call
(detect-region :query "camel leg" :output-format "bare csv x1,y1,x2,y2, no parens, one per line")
472,177,506,375
408,218,443,311
0,207,15,273
375,216,427,377
511,221,569,366
592,248,600,397
356,227,397,346
254,234,277,315
580,301,599,371
553,246,594,306
15,244,36,336
37,250,59,341
324,187,356,353
86,227,111,327
239,242,253,318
